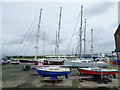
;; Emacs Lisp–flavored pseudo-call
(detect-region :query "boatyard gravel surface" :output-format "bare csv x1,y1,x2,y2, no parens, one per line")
2,63,120,88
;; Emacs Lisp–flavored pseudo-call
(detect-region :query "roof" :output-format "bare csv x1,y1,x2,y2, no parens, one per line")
114,24,120,35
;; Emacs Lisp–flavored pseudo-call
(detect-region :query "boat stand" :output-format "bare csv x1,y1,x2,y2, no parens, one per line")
41,77,63,83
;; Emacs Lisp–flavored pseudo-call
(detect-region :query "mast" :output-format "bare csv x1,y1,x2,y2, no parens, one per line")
34,9,42,60
55,31,57,56
91,29,93,61
56,7,62,56
79,5,83,59
84,19,86,56
43,31,45,56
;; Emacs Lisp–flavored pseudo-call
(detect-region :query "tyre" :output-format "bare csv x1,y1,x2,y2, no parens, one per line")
103,80,108,84
98,80,102,84
103,78,108,84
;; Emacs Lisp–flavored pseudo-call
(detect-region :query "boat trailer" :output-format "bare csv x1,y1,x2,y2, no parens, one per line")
77,71,116,84
91,74,113,84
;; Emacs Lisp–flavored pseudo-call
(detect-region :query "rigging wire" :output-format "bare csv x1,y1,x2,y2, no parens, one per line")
23,22,47,57
41,23,47,54
66,10,81,54
75,19,86,56
17,22,38,57
16,19,39,57
75,38,80,55
71,37,79,55
15,11,39,56
15,6,84,57
23,33,36,57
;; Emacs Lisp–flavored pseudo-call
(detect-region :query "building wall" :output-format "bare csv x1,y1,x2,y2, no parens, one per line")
115,25,120,52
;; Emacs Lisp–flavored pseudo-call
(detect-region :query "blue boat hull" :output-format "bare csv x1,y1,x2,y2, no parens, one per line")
36,69,70,76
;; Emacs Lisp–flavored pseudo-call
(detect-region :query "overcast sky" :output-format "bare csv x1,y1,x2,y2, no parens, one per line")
2,2,118,56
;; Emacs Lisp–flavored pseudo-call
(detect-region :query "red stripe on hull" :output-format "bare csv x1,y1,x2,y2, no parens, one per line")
78,68,118,74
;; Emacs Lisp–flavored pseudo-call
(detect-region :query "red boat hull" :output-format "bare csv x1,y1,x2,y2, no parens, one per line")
78,68,118,75
110,61,117,64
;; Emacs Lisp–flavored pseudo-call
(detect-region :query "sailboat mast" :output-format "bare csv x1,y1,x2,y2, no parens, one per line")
84,19,86,55
55,31,57,56
34,9,42,60
57,7,62,56
79,5,83,59
91,29,93,60
43,31,45,56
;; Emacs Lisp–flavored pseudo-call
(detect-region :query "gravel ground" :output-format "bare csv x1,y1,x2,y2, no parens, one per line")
2,63,120,88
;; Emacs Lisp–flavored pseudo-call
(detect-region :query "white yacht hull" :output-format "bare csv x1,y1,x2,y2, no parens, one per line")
64,60,109,68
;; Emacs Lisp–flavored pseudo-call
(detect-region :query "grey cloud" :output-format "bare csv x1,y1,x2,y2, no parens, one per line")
2,2,117,56
110,22,118,31
84,2,115,17
83,26,115,54
5,39,21,46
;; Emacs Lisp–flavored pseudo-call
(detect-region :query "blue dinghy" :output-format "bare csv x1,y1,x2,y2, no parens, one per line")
36,66,70,79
